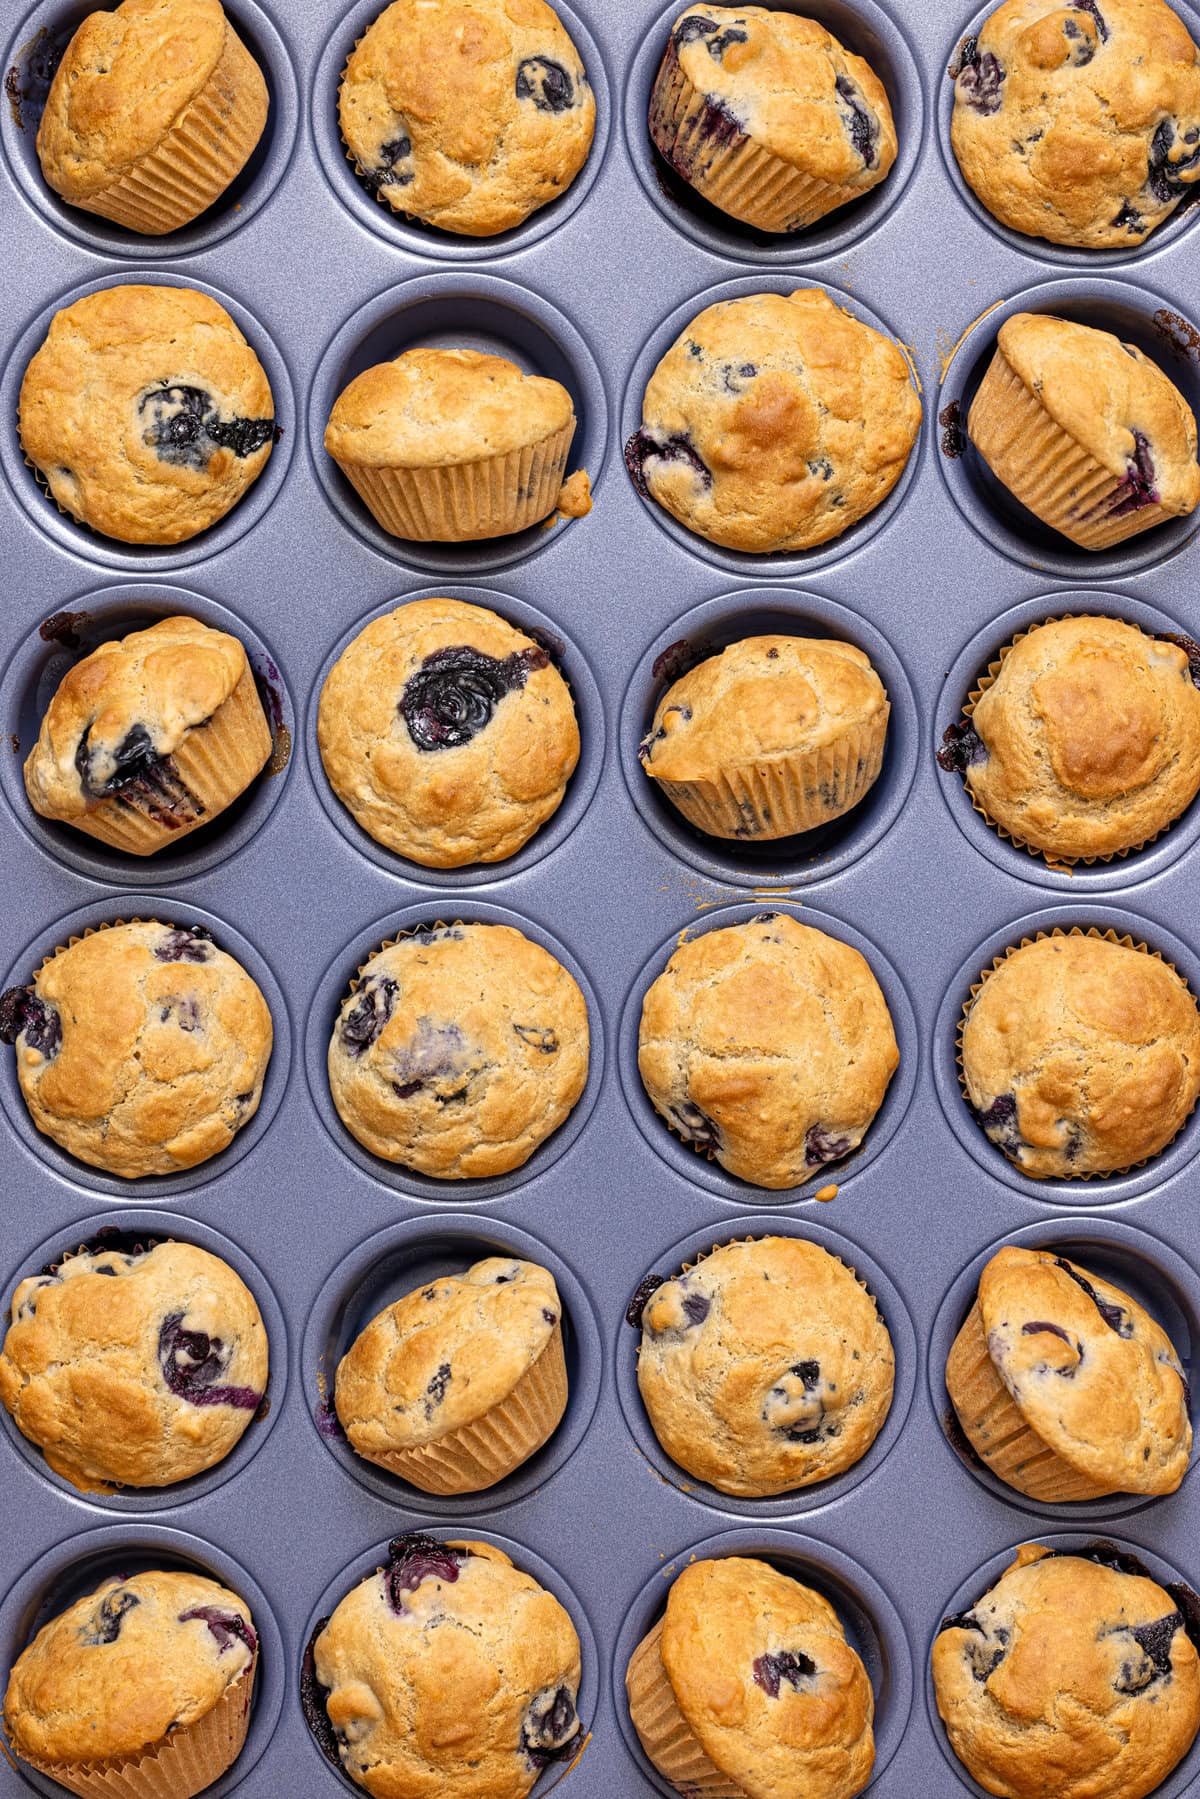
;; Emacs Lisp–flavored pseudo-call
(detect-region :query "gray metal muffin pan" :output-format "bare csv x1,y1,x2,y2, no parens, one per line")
4,0,1200,1792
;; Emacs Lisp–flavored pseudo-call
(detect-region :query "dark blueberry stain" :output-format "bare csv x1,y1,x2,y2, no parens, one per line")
1069,0,1109,40
340,976,397,1057
954,36,1004,115
1112,198,1143,231
624,429,713,499
1022,1320,1072,1344
300,1615,341,1768
1108,429,1159,516
722,361,758,393
542,1308,558,1326
138,385,274,472
1112,1612,1183,1693
1052,1258,1131,1336
158,1312,260,1410
673,13,720,45
4,23,69,132
73,721,204,831
651,637,708,686
682,1291,710,1326
626,1273,666,1328
1149,119,1200,204
1157,632,1200,689
424,1362,451,1414
178,1606,257,1658
936,718,986,773
975,1092,1024,1157
160,996,201,1032
382,1532,464,1614
939,399,967,459
752,1649,817,1697
40,1229,161,1277
638,703,693,765
937,1609,1010,1681
834,75,878,168
805,1124,853,1167
515,55,577,112
38,609,88,649
668,1099,722,1156
808,455,834,480
154,924,214,964
1062,17,1095,64
521,1684,581,1767
400,644,548,752
393,1077,423,1098
0,987,61,1059
514,1023,559,1053
362,134,413,195
80,1588,139,1647
315,1395,346,1440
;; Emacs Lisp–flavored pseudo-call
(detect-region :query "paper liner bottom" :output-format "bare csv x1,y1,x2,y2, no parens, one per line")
334,424,575,542
626,1620,745,1798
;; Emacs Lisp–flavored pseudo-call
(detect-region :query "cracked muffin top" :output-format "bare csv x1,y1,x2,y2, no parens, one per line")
309,1534,581,1799
625,288,920,554
0,920,273,1179
951,0,1200,248
0,1237,267,1493
338,0,595,236
18,285,275,546
633,1235,894,1497
932,1544,1200,1799
327,921,588,1179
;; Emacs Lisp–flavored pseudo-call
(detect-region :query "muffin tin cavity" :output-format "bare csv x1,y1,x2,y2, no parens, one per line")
308,584,603,889
299,1528,598,1797
0,1523,283,1799
303,899,603,1203
627,0,923,265
936,276,1200,579
623,273,921,577
619,900,917,1205
930,1217,1200,1521
614,1526,912,1797
0,583,293,887
0,272,295,573
622,586,918,887
0,894,290,1201
311,0,610,261
308,273,607,575
0,1209,286,1512
302,1214,600,1513
934,903,1200,1207
616,1214,915,1518
0,0,298,258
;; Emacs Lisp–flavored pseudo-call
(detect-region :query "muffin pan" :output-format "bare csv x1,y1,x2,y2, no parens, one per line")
4,0,1200,1793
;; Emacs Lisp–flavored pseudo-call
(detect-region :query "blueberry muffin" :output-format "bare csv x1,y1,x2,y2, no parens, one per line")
335,1256,566,1494
23,616,273,857
4,1568,258,1799
327,921,588,1179
641,634,889,840
968,313,1200,550
318,598,579,868
325,347,589,543
36,0,269,236
305,1533,582,1799
638,912,899,1189
960,930,1200,1177
946,1246,1191,1501
631,1236,894,1497
625,288,920,553
951,0,1200,249
338,0,595,236
626,1556,875,1799
650,6,897,232
937,615,1200,861
0,1237,268,1494
932,1543,1200,1799
0,920,273,1179
18,285,276,546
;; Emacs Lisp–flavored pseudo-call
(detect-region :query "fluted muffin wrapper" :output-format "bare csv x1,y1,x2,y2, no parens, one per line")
332,424,576,542
360,1321,568,1494
651,706,888,841
17,1659,256,1799
626,1620,746,1798
648,46,857,233
946,1301,1113,1501
968,349,1180,551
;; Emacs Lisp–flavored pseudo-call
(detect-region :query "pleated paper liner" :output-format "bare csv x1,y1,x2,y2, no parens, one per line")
648,45,861,233
353,1320,568,1495
945,1300,1113,1502
956,925,1200,1180
62,26,268,236
17,1659,256,1799
650,704,888,841
626,1619,746,1799
332,422,575,542
967,348,1182,550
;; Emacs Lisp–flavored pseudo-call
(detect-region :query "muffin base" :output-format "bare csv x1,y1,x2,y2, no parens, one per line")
626,1619,745,1798
332,424,575,542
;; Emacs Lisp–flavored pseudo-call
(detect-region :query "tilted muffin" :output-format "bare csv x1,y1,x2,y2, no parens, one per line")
650,6,897,232
338,0,595,237
36,0,269,236
19,285,276,546
4,1568,258,1799
327,922,588,1178
631,1236,894,1497
961,930,1200,1177
638,912,899,1189
932,1544,1200,1799
937,615,1200,861
305,1533,582,1799
640,634,890,840
967,312,1200,550
946,1246,1191,1501
335,1256,567,1494
23,616,273,857
625,288,920,553
0,1237,268,1494
0,920,273,1179
325,347,589,543
626,1556,875,1799
951,0,1200,249
318,597,579,868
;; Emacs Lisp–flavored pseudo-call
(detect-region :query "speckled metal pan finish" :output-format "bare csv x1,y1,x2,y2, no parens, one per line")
2,0,1200,1794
